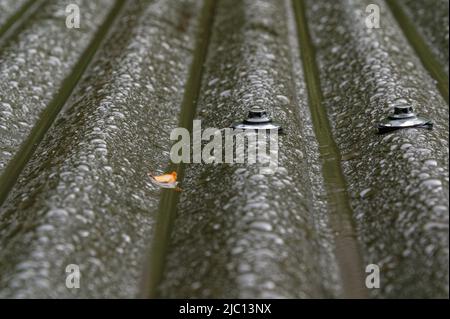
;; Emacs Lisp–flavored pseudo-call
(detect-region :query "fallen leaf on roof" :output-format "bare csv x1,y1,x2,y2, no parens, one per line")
148,171,181,191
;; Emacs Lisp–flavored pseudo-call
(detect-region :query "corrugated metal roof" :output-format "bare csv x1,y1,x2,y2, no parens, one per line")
0,0,448,298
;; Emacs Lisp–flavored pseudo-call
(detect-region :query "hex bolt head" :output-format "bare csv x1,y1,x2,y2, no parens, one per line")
378,104,433,134
391,106,415,119
244,106,271,124
231,105,282,131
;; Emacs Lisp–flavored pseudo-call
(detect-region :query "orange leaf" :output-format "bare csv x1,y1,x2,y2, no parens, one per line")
149,171,177,183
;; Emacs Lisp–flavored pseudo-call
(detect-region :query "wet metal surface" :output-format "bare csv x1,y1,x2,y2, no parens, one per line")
305,0,449,298
0,0,448,298
0,0,203,298
386,0,449,103
293,0,368,298
398,0,449,77
157,0,342,298
0,0,31,32
0,0,115,175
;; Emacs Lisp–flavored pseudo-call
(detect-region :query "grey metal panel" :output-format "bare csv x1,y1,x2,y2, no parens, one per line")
0,0,203,298
157,0,342,298
0,0,115,174
305,0,449,298
0,0,447,298
399,0,449,76
0,0,30,29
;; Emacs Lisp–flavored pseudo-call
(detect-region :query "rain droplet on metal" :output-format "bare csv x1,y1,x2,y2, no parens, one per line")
378,105,432,134
231,106,282,131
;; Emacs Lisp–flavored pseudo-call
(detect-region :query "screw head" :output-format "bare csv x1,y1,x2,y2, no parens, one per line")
378,103,432,133
231,106,282,131
391,106,415,119
244,106,272,124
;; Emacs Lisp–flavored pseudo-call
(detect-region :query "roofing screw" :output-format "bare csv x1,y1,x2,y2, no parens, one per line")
378,105,432,134
231,106,282,131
